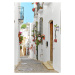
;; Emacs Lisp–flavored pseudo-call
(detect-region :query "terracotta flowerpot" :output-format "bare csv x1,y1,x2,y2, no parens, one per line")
40,7,43,9
54,39,57,42
35,2,38,5
43,37,45,40
32,8,35,12
18,34,20,37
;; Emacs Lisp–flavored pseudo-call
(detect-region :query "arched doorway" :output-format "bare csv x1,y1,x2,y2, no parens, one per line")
50,20,53,62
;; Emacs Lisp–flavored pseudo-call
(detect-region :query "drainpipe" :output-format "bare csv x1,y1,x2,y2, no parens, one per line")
55,30,56,39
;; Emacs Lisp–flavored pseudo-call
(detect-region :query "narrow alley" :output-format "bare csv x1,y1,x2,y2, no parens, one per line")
15,56,58,73
14,2,61,73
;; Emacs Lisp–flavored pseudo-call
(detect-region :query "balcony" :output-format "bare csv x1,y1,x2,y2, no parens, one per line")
18,6,24,24
37,2,43,13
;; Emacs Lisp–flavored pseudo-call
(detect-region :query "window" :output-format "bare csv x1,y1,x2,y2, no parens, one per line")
40,17,43,44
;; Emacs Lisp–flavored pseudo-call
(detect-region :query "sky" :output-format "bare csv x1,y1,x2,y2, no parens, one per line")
21,2,34,23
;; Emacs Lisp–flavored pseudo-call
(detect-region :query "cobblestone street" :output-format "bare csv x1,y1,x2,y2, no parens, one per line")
15,57,58,73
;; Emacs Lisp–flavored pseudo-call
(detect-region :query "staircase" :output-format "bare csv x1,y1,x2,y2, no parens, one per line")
43,61,54,70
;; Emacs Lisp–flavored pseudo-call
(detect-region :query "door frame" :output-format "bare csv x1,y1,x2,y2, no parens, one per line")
49,20,53,62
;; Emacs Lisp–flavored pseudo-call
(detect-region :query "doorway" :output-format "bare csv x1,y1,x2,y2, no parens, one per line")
50,21,53,62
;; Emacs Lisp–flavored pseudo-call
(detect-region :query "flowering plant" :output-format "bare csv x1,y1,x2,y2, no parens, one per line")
38,34,41,37
35,2,38,5
35,37,42,45
32,39,35,42
32,8,35,12
19,36,23,45
18,31,23,45
41,34,45,37
41,34,45,40
18,31,22,37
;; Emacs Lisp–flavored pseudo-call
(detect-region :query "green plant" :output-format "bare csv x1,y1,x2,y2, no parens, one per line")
40,6,43,9
19,36,23,44
21,24,27,29
32,30,34,32
54,24,57,27
35,34,42,46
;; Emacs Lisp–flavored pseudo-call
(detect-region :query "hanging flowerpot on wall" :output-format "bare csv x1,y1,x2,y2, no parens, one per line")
40,6,43,9
35,2,38,5
54,39,57,42
41,34,45,40
19,36,23,45
54,24,59,43
18,31,22,37
32,8,35,12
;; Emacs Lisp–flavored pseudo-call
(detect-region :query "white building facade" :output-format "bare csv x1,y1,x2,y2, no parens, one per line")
31,2,61,72
14,2,24,69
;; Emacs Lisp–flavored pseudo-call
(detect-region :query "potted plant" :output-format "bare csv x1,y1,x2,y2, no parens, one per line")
54,24,58,42
54,39,57,42
18,31,22,37
19,36,23,45
35,2,38,5
40,6,43,9
35,37,42,45
32,8,35,12
41,34,45,40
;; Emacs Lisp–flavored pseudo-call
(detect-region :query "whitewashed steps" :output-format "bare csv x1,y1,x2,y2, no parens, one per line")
43,61,54,70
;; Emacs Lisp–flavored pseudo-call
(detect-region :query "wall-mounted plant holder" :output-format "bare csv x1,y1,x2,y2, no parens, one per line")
54,24,59,43
41,34,45,40
43,37,45,40
54,24,59,31
54,39,57,42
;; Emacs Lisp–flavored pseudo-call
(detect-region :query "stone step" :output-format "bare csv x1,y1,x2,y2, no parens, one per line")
42,61,54,70
47,61,53,66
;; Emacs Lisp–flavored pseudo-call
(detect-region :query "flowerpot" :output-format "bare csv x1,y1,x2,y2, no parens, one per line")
32,8,35,12
54,39,57,42
35,2,38,5
40,7,43,9
18,34,20,37
43,37,45,40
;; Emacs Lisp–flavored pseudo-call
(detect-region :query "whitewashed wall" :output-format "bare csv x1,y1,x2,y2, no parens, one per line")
29,22,36,59
14,2,21,68
38,11,43,61
42,2,61,72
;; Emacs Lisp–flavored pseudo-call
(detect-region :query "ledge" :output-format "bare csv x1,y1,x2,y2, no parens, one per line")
38,9,43,13
44,2,51,6
34,14,38,18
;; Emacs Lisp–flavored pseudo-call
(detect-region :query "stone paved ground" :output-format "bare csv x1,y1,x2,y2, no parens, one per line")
15,57,58,73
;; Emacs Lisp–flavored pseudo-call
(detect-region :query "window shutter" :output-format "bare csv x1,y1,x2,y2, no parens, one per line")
40,17,43,45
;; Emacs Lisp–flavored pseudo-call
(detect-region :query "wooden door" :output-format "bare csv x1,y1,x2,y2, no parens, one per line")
50,21,53,61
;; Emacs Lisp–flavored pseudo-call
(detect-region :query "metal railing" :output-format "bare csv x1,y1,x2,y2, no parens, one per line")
18,6,24,20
